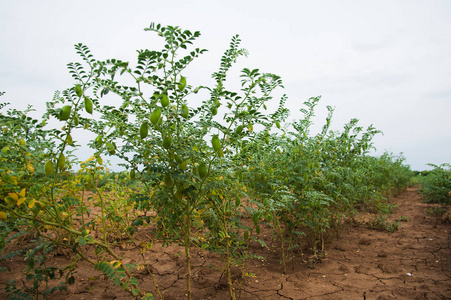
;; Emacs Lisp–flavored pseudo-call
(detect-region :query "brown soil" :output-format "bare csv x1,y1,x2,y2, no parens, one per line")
1,187,450,299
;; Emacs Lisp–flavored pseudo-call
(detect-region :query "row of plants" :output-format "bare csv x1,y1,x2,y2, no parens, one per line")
1,23,414,299
417,164,451,205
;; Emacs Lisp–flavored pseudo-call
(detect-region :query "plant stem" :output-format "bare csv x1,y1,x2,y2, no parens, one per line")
136,241,164,300
94,186,107,243
276,222,287,274
184,216,192,300
225,236,236,300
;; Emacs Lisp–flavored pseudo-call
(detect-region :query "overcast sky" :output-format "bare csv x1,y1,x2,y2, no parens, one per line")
1,0,450,171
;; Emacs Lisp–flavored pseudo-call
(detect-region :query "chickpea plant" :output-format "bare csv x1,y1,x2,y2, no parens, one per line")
0,22,416,300
81,23,286,299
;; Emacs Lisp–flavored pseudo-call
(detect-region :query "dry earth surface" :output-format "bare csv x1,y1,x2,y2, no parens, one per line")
1,186,450,299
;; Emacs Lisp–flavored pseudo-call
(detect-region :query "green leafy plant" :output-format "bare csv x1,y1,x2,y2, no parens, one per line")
419,163,451,204
0,22,418,300
367,215,400,233
84,22,286,299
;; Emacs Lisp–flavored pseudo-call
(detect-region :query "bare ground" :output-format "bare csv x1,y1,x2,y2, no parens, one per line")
1,186,450,299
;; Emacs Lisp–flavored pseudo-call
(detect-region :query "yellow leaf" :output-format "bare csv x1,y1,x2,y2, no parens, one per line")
219,195,224,200
17,197,26,206
27,164,35,173
0,211,6,219
28,199,35,209
19,188,26,198
8,193,18,201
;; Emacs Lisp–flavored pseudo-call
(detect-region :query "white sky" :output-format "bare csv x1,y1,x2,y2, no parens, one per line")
1,0,450,171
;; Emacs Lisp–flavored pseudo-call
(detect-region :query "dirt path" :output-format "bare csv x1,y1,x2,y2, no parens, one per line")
240,187,451,300
1,187,450,299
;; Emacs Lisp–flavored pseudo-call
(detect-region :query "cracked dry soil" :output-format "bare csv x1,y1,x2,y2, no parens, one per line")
1,187,450,299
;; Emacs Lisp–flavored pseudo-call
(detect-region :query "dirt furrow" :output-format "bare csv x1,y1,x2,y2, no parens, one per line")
1,187,449,299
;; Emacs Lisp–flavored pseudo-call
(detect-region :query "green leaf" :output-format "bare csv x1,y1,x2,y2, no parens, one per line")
75,237,86,246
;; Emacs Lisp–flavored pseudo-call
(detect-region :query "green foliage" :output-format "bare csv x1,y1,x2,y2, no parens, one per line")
0,22,418,300
427,206,447,217
419,163,451,204
3,240,69,299
366,215,401,233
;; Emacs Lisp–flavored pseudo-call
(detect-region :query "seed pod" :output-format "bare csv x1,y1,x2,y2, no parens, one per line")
66,134,73,145
211,106,218,116
73,115,79,125
164,173,174,188
256,225,261,235
59,105,71,121
198,163,208,179
84,96,93,114
160,94,169,108
1,146,10,156
106,142,115,155
179,160,188,171
162,135,172,149
18,139,26,146
174,155,183,164
235,125,244,134
248,123,253,132
150,108,161,125
212,135,221,152
275,121,281,129
235,197,241,207
118,126,124,136
176,186,184,199
58,153,66,170
244,231,249,240
84,174,92,185
253,213,259,226
180,104,189,119
178,76,186,92
75,84,83,97
140,122,148,139
129,169,136,180
44,160,54,176
95,136,103,147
